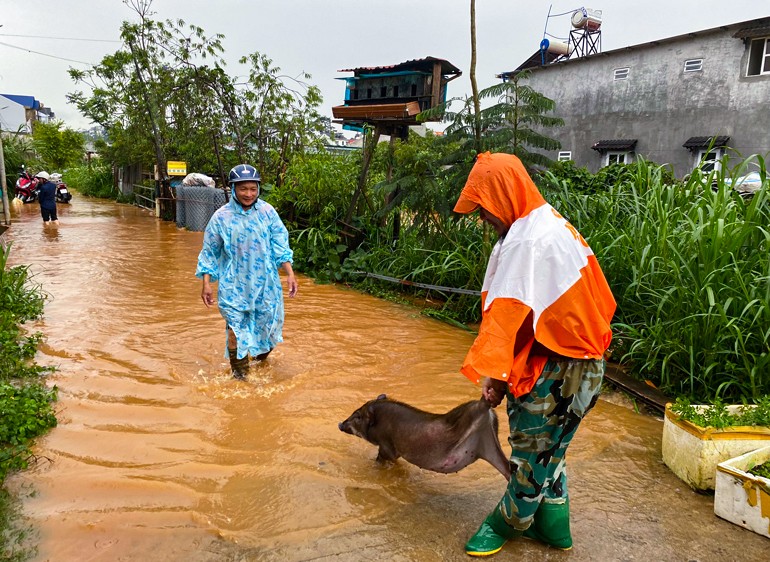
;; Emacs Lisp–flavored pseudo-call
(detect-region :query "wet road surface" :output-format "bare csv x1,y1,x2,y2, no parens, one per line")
4,197,767,561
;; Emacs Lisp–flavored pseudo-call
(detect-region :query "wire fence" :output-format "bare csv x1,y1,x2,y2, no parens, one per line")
172,185,227,231
351,271,481,296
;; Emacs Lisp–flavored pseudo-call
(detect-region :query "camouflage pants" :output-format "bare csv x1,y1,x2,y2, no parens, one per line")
497,358,604,530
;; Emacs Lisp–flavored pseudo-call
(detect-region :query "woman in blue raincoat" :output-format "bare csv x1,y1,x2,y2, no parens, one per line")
196,164,298,379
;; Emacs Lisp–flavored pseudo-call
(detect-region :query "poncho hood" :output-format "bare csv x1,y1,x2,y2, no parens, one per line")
453,152,546,227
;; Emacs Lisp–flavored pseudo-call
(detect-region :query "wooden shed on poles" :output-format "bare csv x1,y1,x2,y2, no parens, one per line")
332,56,461,241
332,56,462,139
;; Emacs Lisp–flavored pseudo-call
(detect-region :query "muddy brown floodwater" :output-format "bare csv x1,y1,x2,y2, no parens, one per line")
4,197,766,562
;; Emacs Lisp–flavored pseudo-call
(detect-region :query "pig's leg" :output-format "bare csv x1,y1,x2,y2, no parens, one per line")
478,416,512,480
376,442,399,463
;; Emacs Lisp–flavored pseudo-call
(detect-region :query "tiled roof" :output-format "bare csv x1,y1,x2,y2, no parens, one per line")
591,139,638,151
682,136,730,149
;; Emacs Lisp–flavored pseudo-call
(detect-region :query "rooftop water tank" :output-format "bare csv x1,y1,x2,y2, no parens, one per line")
571,8,602,31
540,38,571,56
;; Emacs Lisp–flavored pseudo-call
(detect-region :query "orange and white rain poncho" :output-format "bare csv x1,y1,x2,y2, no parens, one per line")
454,152,616,397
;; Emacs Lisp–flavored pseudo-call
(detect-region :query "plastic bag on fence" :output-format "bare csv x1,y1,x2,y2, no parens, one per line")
182,173,215,187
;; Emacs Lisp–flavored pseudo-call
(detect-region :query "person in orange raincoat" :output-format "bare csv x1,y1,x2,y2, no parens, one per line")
456,153,616,557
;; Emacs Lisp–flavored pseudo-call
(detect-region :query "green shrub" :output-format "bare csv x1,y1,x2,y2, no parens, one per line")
0,243,57,558
0,382,58,480
0,243,57,482
63,163,116,199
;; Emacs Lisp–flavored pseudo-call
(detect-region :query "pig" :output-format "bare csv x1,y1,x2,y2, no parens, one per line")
338,394,511,480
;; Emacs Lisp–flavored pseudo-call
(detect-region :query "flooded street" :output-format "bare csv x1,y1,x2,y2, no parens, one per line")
4,197,766,561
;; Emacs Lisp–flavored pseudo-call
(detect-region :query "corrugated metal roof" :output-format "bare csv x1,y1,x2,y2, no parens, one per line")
339,56,461,76
591,139,638,151
682,136,730,149
0,94,40,109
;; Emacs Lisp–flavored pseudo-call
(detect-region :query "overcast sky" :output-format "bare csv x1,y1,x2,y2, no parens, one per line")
1,1,768,132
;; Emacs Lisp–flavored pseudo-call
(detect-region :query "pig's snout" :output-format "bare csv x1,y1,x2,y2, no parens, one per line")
338,421,351,434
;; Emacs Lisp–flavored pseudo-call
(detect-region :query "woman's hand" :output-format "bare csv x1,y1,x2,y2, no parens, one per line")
481,377,507,407
201,279,215,308
281,262,298,298
286,274,298,298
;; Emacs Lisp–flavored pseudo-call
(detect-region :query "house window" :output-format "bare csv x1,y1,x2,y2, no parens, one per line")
604,151,632,166
747,37,770,76
613,67,630,80
557,151,572,162
696,148,723,172
684,59,703,72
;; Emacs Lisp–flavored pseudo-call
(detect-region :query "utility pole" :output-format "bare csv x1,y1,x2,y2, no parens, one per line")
0,24,12,226
0,128,11,226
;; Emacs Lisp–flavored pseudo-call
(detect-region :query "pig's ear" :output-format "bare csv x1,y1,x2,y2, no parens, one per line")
376,394,387,400
365,402,377,427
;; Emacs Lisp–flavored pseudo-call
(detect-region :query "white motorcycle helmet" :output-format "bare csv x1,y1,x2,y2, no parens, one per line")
35,171,51,181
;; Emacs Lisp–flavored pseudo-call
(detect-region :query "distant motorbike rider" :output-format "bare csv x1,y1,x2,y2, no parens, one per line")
15,168,39,203
35,171,59,226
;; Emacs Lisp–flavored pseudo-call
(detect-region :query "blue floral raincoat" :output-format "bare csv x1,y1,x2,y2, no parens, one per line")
196,197,293,359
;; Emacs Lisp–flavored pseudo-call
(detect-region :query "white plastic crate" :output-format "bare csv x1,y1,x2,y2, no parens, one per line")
714,446,770,539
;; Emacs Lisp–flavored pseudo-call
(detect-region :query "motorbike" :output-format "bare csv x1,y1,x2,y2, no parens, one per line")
50,173,73,204
15,171,41,203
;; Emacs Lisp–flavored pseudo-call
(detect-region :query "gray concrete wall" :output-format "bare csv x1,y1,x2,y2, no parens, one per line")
522,21,770,176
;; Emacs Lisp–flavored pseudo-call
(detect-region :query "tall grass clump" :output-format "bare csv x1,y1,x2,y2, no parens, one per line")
542,157,769,402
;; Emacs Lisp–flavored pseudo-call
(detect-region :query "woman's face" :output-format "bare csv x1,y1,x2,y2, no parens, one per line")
479,207,509,237
234,181,259,207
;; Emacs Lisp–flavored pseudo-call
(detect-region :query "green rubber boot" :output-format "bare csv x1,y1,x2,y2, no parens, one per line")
465,508,520,557
523,499,573,550
228,348,249,380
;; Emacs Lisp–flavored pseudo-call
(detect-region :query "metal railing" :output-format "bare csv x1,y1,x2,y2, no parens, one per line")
133,184,155,212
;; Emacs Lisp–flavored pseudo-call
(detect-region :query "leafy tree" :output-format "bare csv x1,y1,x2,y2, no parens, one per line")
68,0,227,179
31,121,84,171
477,70,564,167
372,132,464,242
235,52,325,186
424,70,563,171
67,0,326,186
